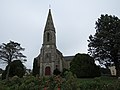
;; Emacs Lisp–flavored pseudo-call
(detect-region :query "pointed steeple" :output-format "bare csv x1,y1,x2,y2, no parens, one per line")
44,9,55,32
43,9,56,46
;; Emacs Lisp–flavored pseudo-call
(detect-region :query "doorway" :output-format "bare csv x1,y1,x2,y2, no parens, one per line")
45,66,51,75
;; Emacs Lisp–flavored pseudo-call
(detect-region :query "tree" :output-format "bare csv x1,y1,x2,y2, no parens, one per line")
0,41,26,80
2,60,25,79
0,68,4,74
100,68,111,76
32,58,40,76
88,14,120,77
70,53,100,78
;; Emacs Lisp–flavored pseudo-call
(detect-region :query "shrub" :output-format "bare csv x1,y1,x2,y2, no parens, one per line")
2,60,25,80
53,68,61,75
70,53,101,78
0,75,120,90
62,71,79,90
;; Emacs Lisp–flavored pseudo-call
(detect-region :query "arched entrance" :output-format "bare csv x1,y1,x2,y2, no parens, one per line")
45,66,51,75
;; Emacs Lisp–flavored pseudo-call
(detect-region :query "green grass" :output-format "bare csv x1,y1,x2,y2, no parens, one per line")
77,76,120,90
78,76,118,84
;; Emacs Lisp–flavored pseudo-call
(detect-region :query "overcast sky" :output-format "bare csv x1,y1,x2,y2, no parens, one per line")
0,0,120,69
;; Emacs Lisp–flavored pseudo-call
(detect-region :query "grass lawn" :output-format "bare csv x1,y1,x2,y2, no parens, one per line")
77,76,120,90
78,76,118,84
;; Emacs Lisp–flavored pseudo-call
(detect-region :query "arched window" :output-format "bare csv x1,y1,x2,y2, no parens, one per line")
47,33,50,42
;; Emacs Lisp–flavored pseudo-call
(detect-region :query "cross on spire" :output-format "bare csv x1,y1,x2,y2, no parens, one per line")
49,4,51,9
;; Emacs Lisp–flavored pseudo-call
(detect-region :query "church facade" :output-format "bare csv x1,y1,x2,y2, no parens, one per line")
33,9,67,76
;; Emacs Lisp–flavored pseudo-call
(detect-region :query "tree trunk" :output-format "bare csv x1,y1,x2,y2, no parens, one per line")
6,64,10,81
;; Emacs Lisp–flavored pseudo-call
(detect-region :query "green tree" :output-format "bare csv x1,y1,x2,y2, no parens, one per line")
0,68,4,74
2,60,25,79
0,41,26,80
70,53,101,78
88,14,120,77
32,58,40,76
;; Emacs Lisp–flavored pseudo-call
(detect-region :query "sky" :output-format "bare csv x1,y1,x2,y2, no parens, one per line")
0,0,120,69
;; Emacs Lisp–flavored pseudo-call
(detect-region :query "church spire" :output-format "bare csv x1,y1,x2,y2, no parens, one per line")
43,9,56,45
44,9,55,32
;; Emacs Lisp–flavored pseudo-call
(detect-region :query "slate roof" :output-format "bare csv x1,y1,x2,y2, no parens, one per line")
63,56,74,61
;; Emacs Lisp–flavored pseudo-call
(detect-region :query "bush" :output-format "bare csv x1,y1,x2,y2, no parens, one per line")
70,53,101,78
2,60,25,80
0,75,120,90
62,71,79,90
0,81,8,90
53,68,61,75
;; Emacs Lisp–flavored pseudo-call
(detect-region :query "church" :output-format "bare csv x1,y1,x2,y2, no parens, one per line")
33,9,73,76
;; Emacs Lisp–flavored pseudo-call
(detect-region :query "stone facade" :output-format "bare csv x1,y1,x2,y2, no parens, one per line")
33,9,64,76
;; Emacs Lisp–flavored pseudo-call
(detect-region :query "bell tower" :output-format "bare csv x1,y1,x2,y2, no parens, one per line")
43,9,56,46
33,9,63,76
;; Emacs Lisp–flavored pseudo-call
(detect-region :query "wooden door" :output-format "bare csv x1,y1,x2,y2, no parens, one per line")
45,66,51,75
